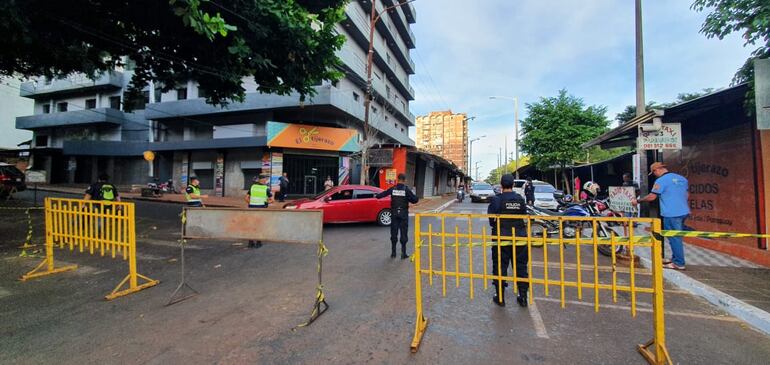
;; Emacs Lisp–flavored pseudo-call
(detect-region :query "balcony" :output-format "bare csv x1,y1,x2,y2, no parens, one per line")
380,0,416,48
16,108,124,130
19,72,124,99
144,86,334,120
347,2,415,75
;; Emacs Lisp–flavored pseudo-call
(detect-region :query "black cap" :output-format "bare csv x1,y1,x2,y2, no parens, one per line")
500,174,514,188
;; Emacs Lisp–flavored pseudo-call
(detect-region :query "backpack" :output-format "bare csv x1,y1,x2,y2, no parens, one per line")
100,184,116,201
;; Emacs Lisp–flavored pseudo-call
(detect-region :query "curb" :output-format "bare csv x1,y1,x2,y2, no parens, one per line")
27,187,243,208
637,250,770,335
409,198,456,216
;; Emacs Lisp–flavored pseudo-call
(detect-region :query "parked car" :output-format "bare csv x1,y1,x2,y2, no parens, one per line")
493,184,502,195
283,184,393,225
532,182,559,210
469,182,495,203
0,163,26,198
513,179,527,196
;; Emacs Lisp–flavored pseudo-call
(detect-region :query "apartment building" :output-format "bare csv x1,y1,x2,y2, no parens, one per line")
415,111,468,173
15,0,417,197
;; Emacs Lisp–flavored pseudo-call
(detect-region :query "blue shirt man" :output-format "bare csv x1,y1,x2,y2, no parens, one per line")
632,162,690,269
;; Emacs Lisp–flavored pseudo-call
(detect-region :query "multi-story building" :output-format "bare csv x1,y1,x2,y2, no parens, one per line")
415,111,468,173
15,0,416,197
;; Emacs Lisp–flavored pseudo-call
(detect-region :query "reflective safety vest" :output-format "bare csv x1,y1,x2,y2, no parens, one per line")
100,184,116,201
249,183,269,206
185,185,202,203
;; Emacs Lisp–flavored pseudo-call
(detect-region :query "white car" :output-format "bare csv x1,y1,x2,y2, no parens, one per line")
532,182,559,210
470,182,495,203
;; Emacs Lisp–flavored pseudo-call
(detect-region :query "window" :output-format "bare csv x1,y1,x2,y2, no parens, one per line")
401,127,405,133
197,87,207,99
386,85,391,99
401,101,406,111
109,96,121,110
353,189,375,199
372,106,378,114
154,87,162,103
386,52,391,64
123,91,148,110
85,99,96,109
35,135,48,147
330,189,353,201
42,104,50,114
353,92,360,102
57,102,68,112
177,88,188,100
242,169,262,189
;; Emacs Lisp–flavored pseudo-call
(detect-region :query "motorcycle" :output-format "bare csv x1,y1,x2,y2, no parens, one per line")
147,179,179,197
456,187,466,202
559,199,621,257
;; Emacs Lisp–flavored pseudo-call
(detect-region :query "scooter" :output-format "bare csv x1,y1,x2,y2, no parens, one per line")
558,199,620,257
456,187,465,202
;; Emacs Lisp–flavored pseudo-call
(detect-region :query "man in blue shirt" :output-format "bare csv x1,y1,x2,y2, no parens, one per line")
632,162,690,270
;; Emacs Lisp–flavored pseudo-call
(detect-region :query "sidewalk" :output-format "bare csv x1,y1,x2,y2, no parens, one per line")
633,224,770,335
30,184,456,212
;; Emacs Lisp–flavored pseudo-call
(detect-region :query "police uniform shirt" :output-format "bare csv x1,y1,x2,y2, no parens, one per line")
376,183,418,217
487,191,527,237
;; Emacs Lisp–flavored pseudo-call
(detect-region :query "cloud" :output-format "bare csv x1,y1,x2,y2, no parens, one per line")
409,0,753,179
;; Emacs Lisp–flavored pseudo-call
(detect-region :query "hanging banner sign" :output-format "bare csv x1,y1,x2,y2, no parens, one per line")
608,186,637,213
638,123,682,150
267,121,360,152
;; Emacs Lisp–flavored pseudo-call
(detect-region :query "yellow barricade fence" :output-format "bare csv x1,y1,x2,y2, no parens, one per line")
411,213,672,365
21,197,159,300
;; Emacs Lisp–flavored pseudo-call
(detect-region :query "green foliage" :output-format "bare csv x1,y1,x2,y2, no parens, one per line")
692,0,769,112
0,0,347,108
519,90,610,172
614,88,717,124
485,157,530,184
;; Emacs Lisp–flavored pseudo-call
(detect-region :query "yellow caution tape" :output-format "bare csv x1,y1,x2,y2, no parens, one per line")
659,230,770,239
415,236,653,248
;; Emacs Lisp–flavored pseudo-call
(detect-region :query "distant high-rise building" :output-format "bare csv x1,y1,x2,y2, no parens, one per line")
415,111,468,172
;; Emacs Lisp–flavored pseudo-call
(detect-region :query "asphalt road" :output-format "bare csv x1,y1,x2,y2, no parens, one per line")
1,193,769,364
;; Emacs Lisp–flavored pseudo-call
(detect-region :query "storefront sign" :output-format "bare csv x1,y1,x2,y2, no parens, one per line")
368,148,394,167
638,123,682,150
270,152,283,192
338,157,350,185
608,186,636,213
214,154,224,196
25,170,46,184
267,122,360,152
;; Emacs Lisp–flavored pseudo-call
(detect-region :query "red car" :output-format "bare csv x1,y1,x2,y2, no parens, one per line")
283,184,392,225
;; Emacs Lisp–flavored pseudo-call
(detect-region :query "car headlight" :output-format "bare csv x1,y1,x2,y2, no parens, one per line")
284,205,298,209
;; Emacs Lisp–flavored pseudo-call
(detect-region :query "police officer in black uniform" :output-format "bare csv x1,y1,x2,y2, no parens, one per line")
488,174,529,307
376,173,419,259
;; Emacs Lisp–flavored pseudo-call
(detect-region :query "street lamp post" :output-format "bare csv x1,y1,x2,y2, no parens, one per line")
475,161,481,181
360,0,416,185
462,116,476,175
469,135,485,181
489,96,520,178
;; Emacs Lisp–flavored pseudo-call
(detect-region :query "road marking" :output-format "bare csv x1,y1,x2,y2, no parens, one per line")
528,300,550,339
536,297,743,323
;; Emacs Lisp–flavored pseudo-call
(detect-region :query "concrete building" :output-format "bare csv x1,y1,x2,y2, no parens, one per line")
415,111,468,173
14,0,417,197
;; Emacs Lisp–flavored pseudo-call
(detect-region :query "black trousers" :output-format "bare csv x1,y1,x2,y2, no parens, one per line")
390,213,409,254
491,242,529,296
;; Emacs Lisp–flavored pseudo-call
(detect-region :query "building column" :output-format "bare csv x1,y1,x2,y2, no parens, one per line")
108,157,115,184
760,130,770,249
91,156,98,182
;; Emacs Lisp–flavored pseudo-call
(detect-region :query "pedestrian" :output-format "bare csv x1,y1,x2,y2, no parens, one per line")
524,177,535,206
84,173,120,234
84,173,120,203
622,172,640,218
324,176,334,190
376,173,418,259
487,174,529,307
245,174,273,248
279,172,290,202
184,177,207,207
632,162,690,270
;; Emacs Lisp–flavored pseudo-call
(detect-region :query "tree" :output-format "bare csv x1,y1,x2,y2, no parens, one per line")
614,88,716,124
519,90,610,191
485,157,530,185
692,0,769,111
0,0,346,107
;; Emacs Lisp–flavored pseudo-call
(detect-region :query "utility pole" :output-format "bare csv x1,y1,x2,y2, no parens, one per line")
490,96,520,178
504,135,508,174
635,0,645,117
475,161,481,181
361,0,416,185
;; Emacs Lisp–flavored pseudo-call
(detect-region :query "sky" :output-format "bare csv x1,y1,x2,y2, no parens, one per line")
0,78,33,148
407,0,754,180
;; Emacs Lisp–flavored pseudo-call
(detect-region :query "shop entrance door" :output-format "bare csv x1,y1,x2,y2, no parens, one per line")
283,154,339,196
304,176,318,195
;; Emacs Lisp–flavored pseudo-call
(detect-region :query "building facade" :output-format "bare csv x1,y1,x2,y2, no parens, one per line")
15,0,417,197
415,111,468,173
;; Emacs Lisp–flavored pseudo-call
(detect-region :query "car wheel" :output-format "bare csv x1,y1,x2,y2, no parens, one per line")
377,209,392,226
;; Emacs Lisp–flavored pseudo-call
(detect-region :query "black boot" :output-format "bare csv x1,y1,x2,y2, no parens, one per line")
516,292,528,308
391,242,397,258
401,243,409,259
492,286,505,307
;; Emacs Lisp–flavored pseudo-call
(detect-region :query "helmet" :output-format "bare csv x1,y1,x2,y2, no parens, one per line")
583,181,600,197
562,194,573,203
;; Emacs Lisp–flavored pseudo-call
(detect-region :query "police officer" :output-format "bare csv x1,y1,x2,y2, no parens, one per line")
84,173,120,202
488,174,529,307
245,174,273,248
376,173,418,259
185,177,207,207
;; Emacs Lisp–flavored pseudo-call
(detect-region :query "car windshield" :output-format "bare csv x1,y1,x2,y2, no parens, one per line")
534,184,556,193
472,183,493,190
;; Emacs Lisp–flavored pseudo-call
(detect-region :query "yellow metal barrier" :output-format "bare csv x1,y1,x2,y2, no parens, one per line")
411,213,672,365
21,197,159,300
